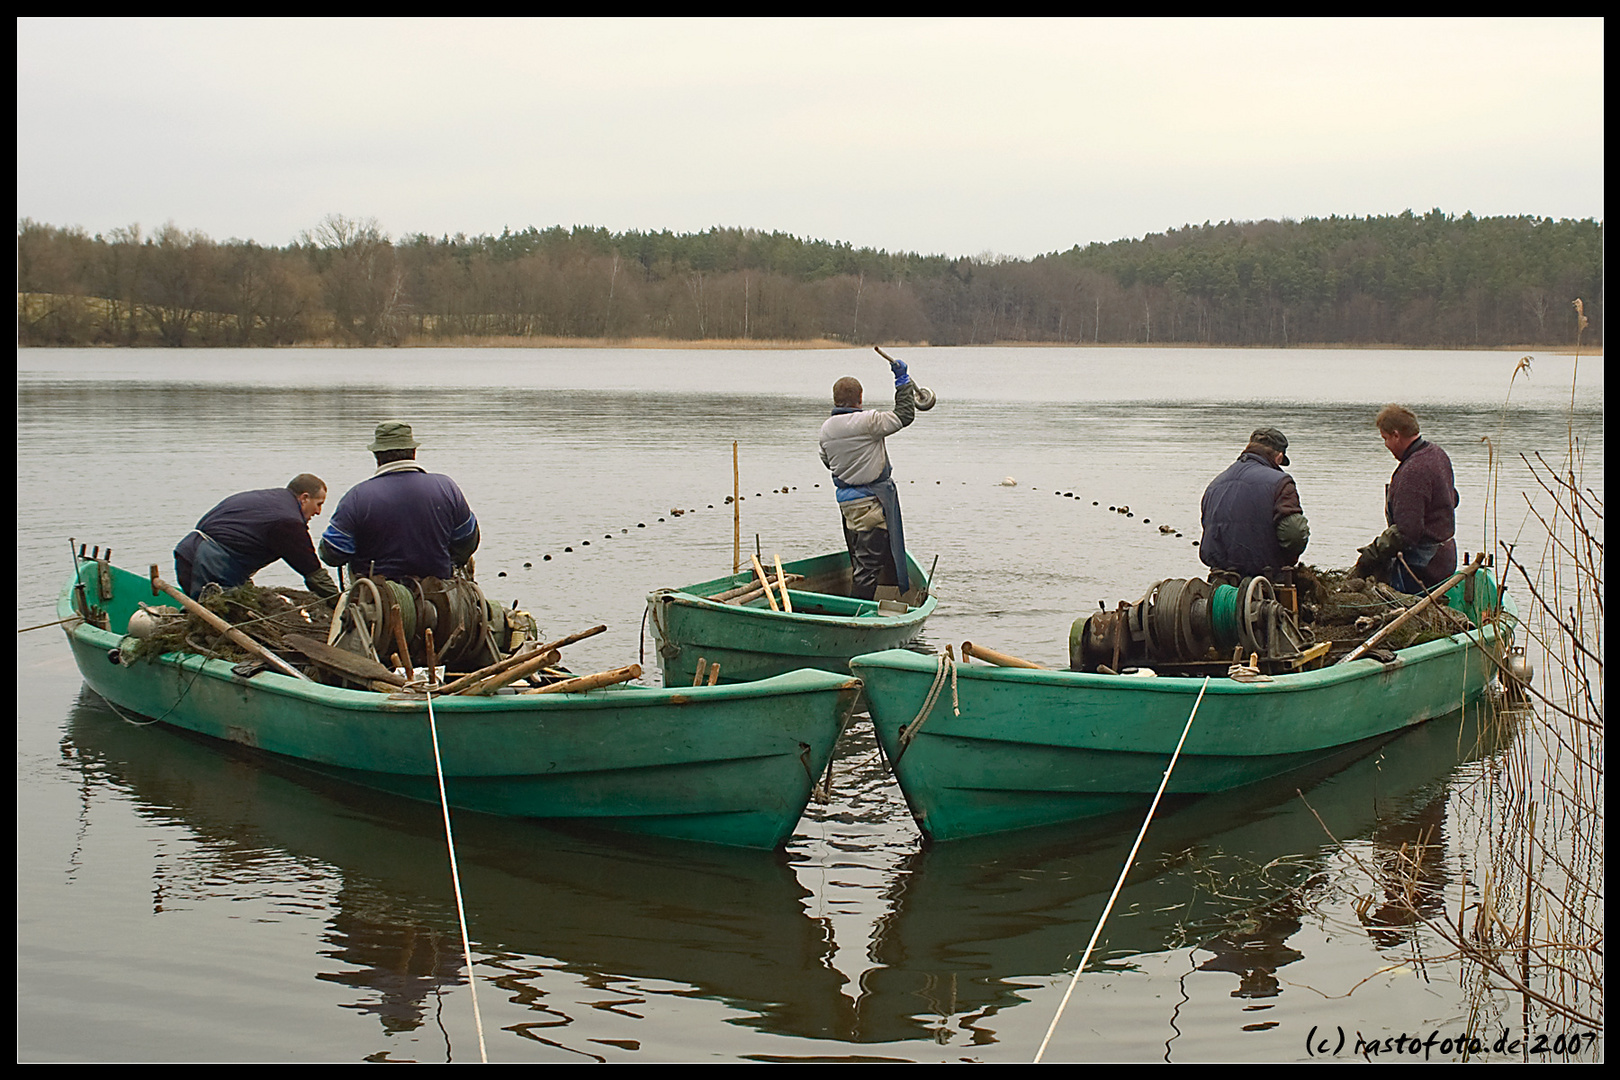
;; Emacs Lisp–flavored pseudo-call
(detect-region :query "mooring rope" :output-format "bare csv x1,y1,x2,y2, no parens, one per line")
897,648,958,754
1034,676,1211,1063
424,688,488,1062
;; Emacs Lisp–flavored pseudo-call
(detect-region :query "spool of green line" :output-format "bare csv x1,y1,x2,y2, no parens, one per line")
1210,583,1240,650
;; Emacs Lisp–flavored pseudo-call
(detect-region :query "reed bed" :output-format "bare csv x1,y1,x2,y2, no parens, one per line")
1385,301,1602,1042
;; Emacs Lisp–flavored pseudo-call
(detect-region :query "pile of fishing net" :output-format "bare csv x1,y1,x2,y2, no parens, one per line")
1294,565,1473,652
120,584,333,664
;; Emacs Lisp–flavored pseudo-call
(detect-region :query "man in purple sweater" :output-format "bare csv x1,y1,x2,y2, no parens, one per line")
1354,404,1458,593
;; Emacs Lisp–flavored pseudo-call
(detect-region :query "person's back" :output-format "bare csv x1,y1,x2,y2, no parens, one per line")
1198,427,1308,579
319,422,479,581
324,468,475,580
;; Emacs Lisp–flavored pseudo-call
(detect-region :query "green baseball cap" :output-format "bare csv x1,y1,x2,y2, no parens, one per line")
368,421,421,451
1250,426,1290,466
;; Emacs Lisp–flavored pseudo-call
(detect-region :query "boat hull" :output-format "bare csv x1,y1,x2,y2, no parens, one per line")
647,550,935,686
853,584,1513,842
60,563,862,849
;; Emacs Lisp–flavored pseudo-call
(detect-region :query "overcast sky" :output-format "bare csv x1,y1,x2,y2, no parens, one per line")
16,17,1605,258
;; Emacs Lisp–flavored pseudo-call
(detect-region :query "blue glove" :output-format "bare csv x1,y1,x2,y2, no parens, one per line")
887,355,911,387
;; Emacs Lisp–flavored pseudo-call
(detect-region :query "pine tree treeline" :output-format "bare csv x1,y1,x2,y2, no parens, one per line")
16,210,1602,348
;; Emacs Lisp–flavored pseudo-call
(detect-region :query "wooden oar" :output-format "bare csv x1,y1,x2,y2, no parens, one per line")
521,664,642,695
962,641,1044,669
283,633,406,687
1339,554,1487,665
149,565,311,681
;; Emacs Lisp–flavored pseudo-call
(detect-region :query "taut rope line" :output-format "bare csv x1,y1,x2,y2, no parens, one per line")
1034,676,1211,1063
425,687,489,1062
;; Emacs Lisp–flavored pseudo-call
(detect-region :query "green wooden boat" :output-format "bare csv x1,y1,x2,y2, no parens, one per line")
58,561,863,850
852,572,1515,843
646,549,936,686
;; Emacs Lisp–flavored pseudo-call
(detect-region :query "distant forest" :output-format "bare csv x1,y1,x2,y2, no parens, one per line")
16,210,1602,349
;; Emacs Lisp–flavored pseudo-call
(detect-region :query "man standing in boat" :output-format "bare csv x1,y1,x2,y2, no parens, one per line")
318,421,481,581
1353,404,1458,593
819,349,931,601
1197,426,1310,582
174,475,341,601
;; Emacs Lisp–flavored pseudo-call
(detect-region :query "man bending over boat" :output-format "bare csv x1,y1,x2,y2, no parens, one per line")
1198,426,1310,582
819,351,930,601
318,421,481,581
174,474,340,601
1352,405,1458,593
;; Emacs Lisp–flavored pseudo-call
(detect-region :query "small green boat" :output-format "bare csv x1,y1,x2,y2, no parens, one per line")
853,572,1515,843
646,549,936,687
58,561,863,850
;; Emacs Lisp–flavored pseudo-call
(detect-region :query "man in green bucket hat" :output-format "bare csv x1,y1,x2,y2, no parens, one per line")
319,421,481,580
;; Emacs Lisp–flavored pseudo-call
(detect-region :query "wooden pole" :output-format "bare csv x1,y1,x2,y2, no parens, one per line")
1339,554,1487,665
432,625,608,696
522,664,641,695
462,649,562,696
750,554,780,612
148,565,311,681
712,574,802,603
773,554,794,613
962,641,1044,669
733,441,741,575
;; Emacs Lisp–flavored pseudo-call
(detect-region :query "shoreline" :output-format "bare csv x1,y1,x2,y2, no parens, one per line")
19,338,1601,355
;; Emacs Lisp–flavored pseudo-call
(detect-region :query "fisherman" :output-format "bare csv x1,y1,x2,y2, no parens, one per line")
173,475,340,601
818,350,930,600
318,421,480,581
1353,404,1458,592
1198,426,1310,581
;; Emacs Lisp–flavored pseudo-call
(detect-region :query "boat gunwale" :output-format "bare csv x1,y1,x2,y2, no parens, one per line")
850,603,1515,696
649,585,938,631
57,571,861,714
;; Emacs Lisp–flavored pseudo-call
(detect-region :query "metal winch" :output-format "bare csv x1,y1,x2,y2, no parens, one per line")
1069,576,1310,673
328,574,537,674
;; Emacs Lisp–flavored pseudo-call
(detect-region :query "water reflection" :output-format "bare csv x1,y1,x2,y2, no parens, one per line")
63,688,852,1054
63,682,1514,1054
848,702,1516,1046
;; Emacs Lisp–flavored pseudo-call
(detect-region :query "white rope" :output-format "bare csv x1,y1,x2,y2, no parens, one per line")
425,688,488,1062
1034,676,1211,1063
897,650,958,751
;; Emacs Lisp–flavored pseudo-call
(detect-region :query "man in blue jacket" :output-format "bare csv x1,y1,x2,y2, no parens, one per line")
1199,427,1310,580
174,474,339,600
319,421,480,581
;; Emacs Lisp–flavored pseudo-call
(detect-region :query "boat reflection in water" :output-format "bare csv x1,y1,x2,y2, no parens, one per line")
849,700,1517,1046
63,689,856,1055
64,687,1515,1054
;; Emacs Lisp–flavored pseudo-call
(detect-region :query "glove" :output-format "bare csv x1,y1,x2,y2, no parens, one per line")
304,567,340,601
886,354,911,388
1354,525,1406,577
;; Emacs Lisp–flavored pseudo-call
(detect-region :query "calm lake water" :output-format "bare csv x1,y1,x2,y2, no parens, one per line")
17,346,1603,1062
